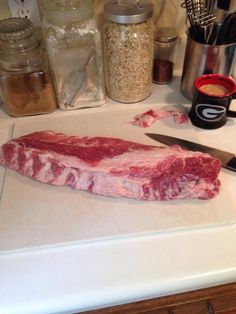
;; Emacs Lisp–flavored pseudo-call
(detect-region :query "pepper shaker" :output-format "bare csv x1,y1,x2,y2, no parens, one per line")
153,27,178,85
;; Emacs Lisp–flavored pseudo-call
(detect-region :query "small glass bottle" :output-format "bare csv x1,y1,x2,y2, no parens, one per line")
0,18,57,117
153,27,178,84
103,0,154,103
40,0,106,110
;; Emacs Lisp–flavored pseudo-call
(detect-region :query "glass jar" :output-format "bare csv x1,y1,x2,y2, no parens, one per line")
153,27,178,84
0,18,57,117
40,0,106,110
103,0,154,103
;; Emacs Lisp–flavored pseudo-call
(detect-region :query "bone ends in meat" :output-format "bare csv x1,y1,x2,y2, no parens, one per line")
0,131,221,200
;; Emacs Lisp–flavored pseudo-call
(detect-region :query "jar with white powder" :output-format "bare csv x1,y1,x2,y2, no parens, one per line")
103,0,154,103
41,0,105,110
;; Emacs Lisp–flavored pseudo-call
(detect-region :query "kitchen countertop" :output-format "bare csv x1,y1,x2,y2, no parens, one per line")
1,76,236,314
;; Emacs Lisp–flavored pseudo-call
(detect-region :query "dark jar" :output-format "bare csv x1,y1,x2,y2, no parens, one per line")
0,18,57,117
153,27,178,85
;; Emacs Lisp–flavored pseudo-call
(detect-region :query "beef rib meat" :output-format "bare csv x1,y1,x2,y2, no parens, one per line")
0,131,221,200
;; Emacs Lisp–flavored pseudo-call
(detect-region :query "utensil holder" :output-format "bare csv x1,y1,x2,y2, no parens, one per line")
180,36,236,100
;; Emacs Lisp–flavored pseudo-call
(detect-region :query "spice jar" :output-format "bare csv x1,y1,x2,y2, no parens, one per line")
103,0,154,103
40,0,106,110
153,27,178,84
0,18,57,117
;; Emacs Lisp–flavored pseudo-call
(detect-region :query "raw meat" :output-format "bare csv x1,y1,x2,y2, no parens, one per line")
132,108,189,128
0,131,221,200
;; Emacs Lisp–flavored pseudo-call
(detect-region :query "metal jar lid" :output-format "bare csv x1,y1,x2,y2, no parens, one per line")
155,27,178,43
41,0,94,24
0,18,34,43
104,0,153,24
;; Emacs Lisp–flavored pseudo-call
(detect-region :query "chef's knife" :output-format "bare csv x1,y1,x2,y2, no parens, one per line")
146,133,236,172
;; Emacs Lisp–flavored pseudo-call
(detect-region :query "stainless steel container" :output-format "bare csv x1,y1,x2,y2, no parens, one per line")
181,36,236,100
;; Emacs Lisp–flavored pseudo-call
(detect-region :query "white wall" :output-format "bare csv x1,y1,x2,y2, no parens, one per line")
95,0,186,34
0,0,10,19
0,0,186,34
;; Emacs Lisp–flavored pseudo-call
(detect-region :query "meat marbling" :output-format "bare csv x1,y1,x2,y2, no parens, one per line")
0,131,221,200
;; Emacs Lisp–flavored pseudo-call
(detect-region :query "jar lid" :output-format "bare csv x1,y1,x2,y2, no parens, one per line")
41,0,94,24
104,0,153,24
155,27,178,43
0,18,34,42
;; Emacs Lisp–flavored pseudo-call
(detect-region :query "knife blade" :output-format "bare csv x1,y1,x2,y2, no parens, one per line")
145,133,236,172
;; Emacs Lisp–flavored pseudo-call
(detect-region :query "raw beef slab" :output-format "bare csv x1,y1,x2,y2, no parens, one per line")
0,131,221,200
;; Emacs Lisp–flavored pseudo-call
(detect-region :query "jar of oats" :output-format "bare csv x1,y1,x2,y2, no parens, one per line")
103,0,154,103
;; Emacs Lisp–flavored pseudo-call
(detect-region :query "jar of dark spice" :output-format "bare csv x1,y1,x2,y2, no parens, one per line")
153,27,178,84
0,18,57,117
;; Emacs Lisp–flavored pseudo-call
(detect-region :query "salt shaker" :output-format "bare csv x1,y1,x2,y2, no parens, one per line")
103,0,154,103
41,0,106,110
0,18,57,117
153,27,178,84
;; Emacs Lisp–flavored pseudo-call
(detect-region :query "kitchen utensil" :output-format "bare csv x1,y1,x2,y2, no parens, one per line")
207,21,222,44
146,133,236,172
181,0,216,43
216,11,236,44
217,0,230,10
59,52,95,108
216,0,231,21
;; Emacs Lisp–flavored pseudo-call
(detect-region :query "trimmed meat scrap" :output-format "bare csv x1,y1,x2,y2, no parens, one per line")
132,109,189,128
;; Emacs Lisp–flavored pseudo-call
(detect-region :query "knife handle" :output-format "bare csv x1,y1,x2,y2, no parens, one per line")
227,108,236,117
228,93,236,117
226,157,236,172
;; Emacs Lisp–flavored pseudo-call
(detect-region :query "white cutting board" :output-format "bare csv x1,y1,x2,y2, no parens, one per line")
0,103,236,253
0,126,11,192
